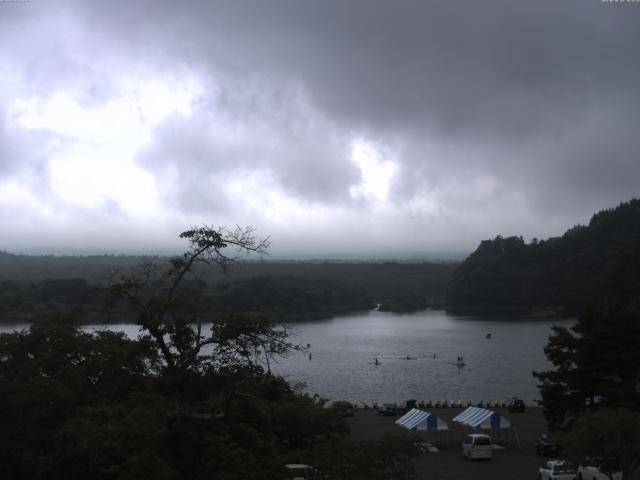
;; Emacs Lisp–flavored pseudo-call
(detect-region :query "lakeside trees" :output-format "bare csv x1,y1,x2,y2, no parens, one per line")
0,226,421,479
561,408,640,480
0,274,376,324
535,246,640,477
0,315,335,480
107,225,287,373
0,316,164,479
533,248,640,432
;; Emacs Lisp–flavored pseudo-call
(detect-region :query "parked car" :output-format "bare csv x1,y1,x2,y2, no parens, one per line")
577,458,623,480
539,460,576,480
285,464,321,480
536,434,563,457
462,433,493,460
507,397,526,412
378,403,398,416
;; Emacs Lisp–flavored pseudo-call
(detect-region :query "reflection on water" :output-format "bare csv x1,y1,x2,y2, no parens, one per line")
0,309,573,403
273,310,573,403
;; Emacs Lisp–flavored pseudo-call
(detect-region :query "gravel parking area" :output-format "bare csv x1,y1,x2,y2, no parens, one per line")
347,407,636,480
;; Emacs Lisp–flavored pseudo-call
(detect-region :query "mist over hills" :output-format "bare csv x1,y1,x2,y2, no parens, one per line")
1,198,638,321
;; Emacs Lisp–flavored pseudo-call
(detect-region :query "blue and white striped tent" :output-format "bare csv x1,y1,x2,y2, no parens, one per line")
452,406,511,429
395,408,449,431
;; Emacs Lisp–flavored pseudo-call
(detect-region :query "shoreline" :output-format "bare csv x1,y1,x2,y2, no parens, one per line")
325,398,540,409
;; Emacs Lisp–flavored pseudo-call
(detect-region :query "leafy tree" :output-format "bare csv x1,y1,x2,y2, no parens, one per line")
534,248,640,431
211,314,291,374
108,225,294,374
0,227,424,480
306,434,420,480
0,315,362,480
561,408,640,480
0,315,162,480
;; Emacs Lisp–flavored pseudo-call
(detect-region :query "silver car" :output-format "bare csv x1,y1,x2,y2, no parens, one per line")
577,458,623,480
539,460,576,480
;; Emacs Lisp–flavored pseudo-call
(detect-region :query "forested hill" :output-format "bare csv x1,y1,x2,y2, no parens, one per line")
0,253,456,322
449,199,640,313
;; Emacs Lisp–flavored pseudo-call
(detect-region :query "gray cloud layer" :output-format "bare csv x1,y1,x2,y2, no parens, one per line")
0,0,638,256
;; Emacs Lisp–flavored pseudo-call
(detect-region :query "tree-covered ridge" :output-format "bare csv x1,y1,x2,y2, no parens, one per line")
205,275,374,319
449,198,640,312
0,275,373,324
0,260,455,322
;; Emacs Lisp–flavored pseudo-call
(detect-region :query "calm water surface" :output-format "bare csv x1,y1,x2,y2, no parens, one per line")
272,310,573,403
1,309,573,404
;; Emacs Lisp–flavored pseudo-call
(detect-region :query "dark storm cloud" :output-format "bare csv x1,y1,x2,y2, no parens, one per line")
1,0,639,254
136,83,360,211
91,0,639,215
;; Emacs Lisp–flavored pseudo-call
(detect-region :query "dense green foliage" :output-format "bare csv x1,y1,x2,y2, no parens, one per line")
0,261,455,323
0,317,165,480
561,408,640,480
0,226,426,478
0,250,147,281
533,224,640,477
0,275,373,324
221,262,454,311
205,275,373,319
0,278,105,322
0,315,423,480
450,199,640,312
534,247,640,431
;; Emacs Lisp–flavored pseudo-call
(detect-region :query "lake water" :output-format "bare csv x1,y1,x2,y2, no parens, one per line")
0,309,573,405
274,309,573,404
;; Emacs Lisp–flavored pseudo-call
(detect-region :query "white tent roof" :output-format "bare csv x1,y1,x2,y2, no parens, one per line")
395,408,449,431
452,406,511,429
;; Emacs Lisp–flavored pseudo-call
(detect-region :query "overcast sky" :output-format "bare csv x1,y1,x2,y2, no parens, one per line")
1,0,638,258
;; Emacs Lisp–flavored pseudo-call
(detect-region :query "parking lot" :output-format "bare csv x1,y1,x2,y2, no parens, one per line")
347,407,637,480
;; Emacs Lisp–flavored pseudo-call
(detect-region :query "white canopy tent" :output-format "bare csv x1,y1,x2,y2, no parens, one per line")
395,408,449,431
452,406,511,429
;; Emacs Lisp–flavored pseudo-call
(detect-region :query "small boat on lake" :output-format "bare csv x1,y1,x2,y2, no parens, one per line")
486,333,492,339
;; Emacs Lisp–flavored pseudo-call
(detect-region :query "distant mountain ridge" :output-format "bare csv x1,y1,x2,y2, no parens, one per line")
449,198,640,313
0,251,455,322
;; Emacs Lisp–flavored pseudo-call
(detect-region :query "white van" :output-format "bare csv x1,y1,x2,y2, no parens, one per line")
462,434,493,460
